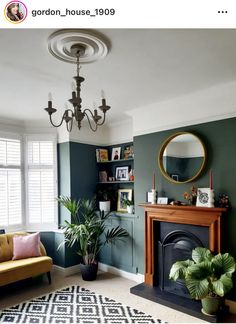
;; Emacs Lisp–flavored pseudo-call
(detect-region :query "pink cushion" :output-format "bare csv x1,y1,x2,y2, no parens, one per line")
12,232,41,260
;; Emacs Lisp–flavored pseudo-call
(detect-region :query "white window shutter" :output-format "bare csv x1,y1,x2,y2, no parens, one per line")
26,139,57,228
0,138,22,227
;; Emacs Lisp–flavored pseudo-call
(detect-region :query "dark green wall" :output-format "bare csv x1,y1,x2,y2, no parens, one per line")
70,142,98,201
134,117,236,275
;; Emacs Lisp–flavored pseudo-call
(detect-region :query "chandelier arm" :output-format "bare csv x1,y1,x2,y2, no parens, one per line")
96,112,106,126
84,110,98,132
66,118,73,132
49,113,66,128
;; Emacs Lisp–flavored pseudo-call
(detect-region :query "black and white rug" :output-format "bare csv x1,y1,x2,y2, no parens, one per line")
0,285,164,323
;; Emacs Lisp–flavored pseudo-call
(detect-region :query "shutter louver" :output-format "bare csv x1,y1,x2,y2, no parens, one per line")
0,138,22,227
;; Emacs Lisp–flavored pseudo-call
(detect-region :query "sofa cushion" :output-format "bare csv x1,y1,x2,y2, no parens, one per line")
12,232,41,260
0,235,12,262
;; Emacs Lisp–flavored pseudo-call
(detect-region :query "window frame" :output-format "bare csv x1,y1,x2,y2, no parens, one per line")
0,131,58,232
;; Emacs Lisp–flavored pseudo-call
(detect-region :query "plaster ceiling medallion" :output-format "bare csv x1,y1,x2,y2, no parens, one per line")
48,29,109,64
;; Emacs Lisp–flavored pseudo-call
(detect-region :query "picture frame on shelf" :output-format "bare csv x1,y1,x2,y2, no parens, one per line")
124,145,134,159
115,166,129,181
117,189,132,212
99,171,108,183
99,149,108,162
111,147,121,161
196,188,214,207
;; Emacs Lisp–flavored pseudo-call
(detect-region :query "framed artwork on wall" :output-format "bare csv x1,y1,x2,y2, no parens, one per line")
117,189,132,212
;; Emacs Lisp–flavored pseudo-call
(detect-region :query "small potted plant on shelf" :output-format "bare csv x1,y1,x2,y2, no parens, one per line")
122,198,134,214
96,188,112,212
58,197,128,281
169,247,236,316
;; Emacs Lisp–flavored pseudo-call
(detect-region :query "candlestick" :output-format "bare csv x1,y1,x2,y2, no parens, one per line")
153,173,156,190
209,169,212,190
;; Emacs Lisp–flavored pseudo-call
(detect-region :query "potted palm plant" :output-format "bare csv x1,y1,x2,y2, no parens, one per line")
169,247,236,316
58,197,129,281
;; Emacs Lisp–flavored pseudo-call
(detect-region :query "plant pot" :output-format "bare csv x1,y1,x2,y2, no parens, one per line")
99,201,111,212
80,262,98,281
127,205,134,214
201,296,222,315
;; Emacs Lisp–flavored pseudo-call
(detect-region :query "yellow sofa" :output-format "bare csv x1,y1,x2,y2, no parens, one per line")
0,232,53,287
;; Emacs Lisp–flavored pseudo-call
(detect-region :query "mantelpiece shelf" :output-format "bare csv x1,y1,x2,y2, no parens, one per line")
98,181,134,184
97,158,133,164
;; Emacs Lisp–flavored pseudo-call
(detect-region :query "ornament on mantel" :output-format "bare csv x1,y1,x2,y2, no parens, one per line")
196,170,215,208
183,185,197,205
151,172,157,204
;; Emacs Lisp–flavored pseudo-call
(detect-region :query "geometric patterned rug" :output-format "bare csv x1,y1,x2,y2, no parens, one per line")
0,285,165,323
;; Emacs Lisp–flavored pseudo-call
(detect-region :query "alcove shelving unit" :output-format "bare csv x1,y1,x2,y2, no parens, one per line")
96,143,136,273
96,144,134,213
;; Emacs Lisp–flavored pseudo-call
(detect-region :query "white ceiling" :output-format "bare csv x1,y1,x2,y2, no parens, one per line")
1,29,236,125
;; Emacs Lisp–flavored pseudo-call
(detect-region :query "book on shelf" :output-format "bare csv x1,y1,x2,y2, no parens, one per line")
96,149,109,162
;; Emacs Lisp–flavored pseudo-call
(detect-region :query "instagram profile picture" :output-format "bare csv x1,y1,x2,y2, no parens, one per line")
4,1,27,23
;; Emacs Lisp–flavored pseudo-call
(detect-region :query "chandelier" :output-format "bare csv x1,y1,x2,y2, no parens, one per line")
44,30,111,132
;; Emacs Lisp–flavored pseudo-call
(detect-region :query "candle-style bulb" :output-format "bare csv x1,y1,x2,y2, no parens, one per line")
48,92,52,101
101,90,105,99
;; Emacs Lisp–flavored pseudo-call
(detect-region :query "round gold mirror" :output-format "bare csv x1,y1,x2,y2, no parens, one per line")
158,132,206,184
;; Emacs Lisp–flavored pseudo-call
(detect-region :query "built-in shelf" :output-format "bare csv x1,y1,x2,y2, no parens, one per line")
97,158,133,164
98,181,134,184
110,211,136,217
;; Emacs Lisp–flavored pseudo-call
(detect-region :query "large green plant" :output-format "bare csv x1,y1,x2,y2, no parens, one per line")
169,247,236,300
58,197,128,265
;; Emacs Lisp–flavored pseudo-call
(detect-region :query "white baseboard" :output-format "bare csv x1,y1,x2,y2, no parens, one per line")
98,262,144,283
53,264,80,277
53,262,144,283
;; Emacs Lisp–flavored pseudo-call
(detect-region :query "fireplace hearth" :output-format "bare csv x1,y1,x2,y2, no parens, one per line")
130,204,226,322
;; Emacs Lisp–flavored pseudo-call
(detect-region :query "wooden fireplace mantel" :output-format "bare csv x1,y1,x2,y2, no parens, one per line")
139,203,226,286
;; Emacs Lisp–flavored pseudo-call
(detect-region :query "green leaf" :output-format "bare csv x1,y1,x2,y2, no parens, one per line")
57,196,81,222
192,247,212,264
186,261,212,280
212,274,233,297
105,226,129,244
186,278,209,299
212,253,236,276
169,260,194,281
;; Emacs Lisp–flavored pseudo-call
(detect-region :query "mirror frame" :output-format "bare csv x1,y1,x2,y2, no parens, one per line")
158,131,207,184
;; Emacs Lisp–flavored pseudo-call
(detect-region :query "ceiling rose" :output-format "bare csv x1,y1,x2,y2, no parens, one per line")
48,29,109,64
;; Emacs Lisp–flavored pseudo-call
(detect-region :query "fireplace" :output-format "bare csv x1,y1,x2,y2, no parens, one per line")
155,222,208,297
130,204,226,322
